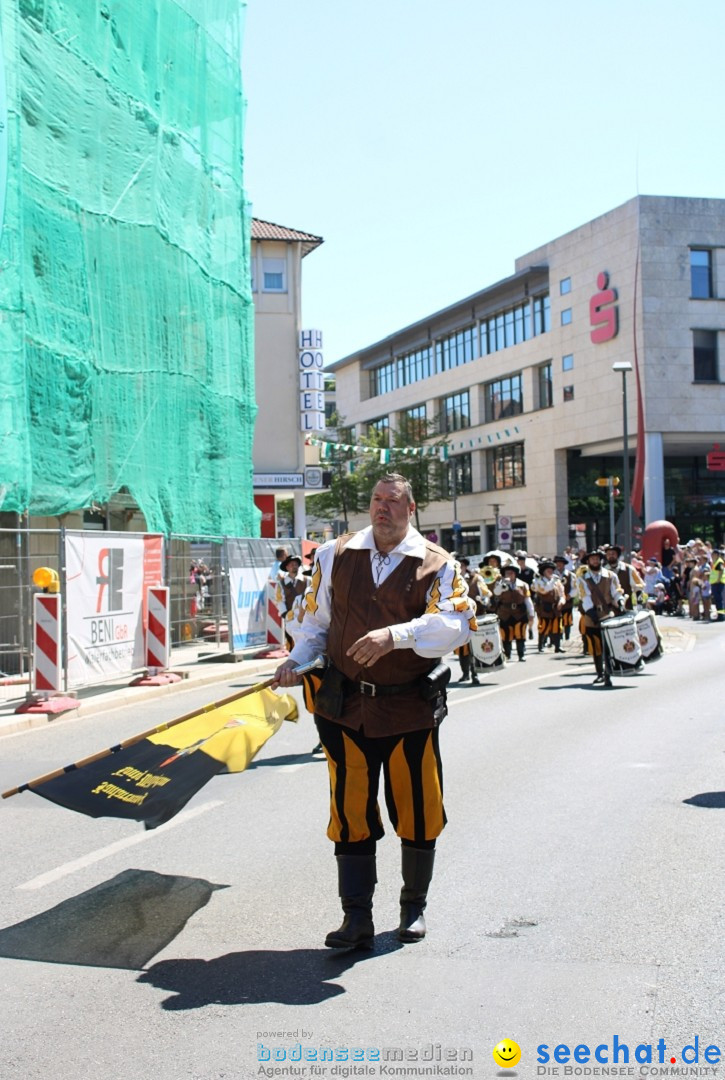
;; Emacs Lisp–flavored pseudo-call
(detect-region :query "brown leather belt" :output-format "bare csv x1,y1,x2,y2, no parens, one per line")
344,677,420,698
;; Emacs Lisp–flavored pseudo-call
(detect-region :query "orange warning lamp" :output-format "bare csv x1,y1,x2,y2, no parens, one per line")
33,567,60,593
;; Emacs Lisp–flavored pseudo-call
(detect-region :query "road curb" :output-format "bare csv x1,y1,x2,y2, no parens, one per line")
0,658,282,739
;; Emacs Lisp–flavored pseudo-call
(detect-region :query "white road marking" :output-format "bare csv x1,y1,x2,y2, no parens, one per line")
16,799,224,891
448,669,565,706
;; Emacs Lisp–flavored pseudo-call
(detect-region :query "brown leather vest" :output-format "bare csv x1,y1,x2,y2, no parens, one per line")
497,584,528,623
323,534,450,736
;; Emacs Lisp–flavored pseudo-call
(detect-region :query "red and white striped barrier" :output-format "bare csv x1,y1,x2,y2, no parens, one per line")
146,586,170,672
266,581,284,648
130,586,182,685
33,593,62,693
15,592,79,714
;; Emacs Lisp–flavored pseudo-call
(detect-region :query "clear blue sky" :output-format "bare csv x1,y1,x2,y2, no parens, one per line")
241,1,725,366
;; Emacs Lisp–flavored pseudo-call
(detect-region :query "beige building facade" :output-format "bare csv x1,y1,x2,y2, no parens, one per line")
329,196,725,555
250,218,324,537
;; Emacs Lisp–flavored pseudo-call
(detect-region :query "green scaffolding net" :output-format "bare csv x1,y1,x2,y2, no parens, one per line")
0,0,257,536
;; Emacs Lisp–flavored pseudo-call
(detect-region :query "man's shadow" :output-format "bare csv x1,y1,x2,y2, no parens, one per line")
138,931,403,1010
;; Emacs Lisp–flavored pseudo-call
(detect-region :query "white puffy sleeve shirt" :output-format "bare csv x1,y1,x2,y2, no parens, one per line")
288,526,476,666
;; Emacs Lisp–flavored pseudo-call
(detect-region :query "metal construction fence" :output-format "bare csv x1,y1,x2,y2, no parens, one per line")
0,527,302,689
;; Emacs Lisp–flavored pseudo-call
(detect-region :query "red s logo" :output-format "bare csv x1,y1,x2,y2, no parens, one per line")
590,271,619,343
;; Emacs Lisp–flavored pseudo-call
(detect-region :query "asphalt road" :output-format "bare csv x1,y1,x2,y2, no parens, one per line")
1,621,723,1080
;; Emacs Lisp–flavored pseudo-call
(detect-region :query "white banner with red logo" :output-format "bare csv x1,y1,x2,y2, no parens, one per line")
65,532,164,688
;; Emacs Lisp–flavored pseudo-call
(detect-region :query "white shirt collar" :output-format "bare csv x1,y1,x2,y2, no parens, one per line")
347,523,426,559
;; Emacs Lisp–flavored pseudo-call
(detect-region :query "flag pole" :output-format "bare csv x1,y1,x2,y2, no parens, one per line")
1,655,325,800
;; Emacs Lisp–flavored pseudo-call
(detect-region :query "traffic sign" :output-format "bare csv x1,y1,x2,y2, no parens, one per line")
595,476,620,487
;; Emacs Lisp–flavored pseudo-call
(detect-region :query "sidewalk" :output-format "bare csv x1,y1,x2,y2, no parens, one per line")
0,643,286,739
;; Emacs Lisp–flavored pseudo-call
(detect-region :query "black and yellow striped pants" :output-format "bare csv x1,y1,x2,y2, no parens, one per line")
315,716,446,848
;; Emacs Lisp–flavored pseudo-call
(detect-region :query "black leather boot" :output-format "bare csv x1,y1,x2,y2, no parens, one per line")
553,634,564,653
399,846,435,942
325,855,376,949
593,653,611,686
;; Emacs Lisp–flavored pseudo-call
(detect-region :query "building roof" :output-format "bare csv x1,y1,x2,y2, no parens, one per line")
251,218,323,257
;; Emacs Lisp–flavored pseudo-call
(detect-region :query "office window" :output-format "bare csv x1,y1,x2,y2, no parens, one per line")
444,453,473,496
693,330,719,382
435,326,477,372
560,277,571,295
538,362,553,409
562,353,574,371
690,249,713,299
482,299,534,355
485,374,523,422
401,405,428,442
487,443,525,489
561,308,572,326
368,415,390,438
533,294,550,334
370,347,434,397
262,257,286,292
563,385,575,401
402,345,434,385
441,391,470,432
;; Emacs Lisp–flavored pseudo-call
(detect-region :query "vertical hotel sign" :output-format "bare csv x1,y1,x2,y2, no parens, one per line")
299,330,325,432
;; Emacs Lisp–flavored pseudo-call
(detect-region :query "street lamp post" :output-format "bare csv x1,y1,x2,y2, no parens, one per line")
612,361,633,556
449,458,461,551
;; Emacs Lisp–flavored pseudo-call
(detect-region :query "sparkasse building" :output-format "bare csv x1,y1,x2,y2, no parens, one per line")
328,195,725,554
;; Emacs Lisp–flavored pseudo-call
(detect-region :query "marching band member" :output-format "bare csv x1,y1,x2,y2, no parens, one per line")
577,549,625,685
454,557,491,684
553,554,575,640
276,554,307,650
604,545,645,610
493,563,535,662
531,560,565,653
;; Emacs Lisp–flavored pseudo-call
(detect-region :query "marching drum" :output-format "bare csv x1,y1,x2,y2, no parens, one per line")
470,613,503,667
634,608,663,662
600,613,642,675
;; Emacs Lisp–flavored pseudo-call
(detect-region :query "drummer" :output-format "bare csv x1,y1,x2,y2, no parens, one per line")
604,545,645,610
454,557,491,685
577,549,626,686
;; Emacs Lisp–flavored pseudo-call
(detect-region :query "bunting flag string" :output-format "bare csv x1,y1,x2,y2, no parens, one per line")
304,423,521,460
305,437,449,461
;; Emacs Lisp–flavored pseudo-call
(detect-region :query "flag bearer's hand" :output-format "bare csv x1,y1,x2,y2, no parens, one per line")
273,659,302,688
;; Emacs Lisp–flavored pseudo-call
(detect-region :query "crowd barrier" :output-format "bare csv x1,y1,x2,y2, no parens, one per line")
0,527,306,693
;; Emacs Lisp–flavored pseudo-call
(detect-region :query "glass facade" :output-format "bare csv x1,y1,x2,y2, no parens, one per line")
435,326,477,371
369,293,550,398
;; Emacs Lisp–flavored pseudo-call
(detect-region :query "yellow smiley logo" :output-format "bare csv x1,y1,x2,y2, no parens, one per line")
492,1039,521,1069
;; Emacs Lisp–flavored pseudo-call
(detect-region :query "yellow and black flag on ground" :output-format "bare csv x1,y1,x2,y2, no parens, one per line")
3,685,298,830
